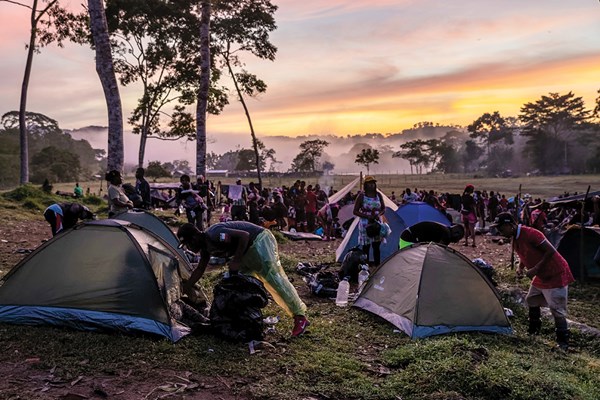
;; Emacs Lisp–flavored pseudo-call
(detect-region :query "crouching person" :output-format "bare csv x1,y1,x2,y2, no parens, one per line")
44,202,94,236
493,212,575,351
177,221,310,337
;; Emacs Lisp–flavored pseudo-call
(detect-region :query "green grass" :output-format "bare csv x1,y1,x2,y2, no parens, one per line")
1,177,599,399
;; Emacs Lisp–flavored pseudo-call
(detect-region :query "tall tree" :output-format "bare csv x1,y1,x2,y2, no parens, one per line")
355,148,380,174
520,92,590,173
88,0,124,172
196,0,211,178
467,111,513,157
212,0,278,188
1,0,67,183
290,140,329,173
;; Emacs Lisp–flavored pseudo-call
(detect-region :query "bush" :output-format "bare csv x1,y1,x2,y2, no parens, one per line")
2,184,48,202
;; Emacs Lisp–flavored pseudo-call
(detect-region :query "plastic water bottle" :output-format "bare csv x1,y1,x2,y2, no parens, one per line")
357,265,370,293
335,277,350,307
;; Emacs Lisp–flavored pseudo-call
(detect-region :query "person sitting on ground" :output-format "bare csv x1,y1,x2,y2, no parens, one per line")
44,202,94,236
492,212,574,351
105,170,134,217
177,221,310,337
73,182,84,198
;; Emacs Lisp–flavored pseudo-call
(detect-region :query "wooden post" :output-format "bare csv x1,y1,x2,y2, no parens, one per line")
510,184,522,270
580,185,591,283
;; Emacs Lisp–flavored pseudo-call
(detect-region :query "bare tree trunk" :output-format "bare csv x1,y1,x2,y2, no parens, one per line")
88,0,123,172
18,0,40,184
196,0,211,178
138,127,148,168
224,57,262,188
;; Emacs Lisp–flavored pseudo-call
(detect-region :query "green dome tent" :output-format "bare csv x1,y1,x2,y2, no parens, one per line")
354,242,512,339
0,220,195,342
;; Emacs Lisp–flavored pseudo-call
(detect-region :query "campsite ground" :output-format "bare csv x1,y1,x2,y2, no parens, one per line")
1,182,600,400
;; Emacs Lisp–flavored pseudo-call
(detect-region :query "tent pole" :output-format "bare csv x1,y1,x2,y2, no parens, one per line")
580,185,591,283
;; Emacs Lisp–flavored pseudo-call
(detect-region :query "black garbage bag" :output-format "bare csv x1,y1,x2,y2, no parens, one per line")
209,274,269,342
339,246,367,282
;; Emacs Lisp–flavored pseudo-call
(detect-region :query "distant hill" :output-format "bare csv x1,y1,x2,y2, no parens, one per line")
64,125,468,173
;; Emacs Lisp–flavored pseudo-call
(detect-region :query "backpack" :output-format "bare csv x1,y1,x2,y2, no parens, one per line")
209,274,269,342
339,247,367,282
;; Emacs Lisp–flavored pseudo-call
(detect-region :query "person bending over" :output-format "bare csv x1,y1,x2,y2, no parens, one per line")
177,221,310,337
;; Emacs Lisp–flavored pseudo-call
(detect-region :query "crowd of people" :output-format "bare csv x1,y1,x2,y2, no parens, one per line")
37,171,599,347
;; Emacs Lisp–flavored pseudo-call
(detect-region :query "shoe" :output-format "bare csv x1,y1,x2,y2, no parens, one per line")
291,315,310,337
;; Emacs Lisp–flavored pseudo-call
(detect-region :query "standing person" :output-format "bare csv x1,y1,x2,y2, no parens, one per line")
317,202,339,241
488,191,499,223
229,179,248,221
105,170,134,217
530,202,549,232
44,202,94,236
135,167,151,209
493,212,575,351
475,190,486,229
305,185,318,233
460,184,477,247
176,174,207,231
177,221,310,337
194,175,214,228
353,176,386,266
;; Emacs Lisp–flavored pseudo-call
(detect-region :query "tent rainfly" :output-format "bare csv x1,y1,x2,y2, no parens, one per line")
0,220,193,342
354,242,513,339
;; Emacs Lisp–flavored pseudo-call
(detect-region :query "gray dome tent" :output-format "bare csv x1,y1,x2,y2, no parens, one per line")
0,220,194,342
114,210,192,266
353,242,512,339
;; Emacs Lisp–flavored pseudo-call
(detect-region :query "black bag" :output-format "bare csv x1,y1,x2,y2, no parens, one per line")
339,247,367,282
366,220,382,238
209,274,269,342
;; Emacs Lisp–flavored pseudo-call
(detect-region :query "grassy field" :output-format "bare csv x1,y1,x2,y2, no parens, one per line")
47,173,599,201
0,181,599,399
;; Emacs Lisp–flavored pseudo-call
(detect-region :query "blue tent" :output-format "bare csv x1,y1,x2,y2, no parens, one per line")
395,202,451,230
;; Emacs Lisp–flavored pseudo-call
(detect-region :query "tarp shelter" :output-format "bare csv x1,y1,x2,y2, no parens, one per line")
553,226,600,279
0,220,192,342
335,191,400,263
114,210,190,264
328,177,360,205
354,243,512,338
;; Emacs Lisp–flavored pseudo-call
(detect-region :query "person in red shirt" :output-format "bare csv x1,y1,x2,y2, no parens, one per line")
305,185,318,233
493,212,575,351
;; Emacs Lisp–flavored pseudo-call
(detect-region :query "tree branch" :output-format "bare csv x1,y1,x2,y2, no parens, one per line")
0,0,32,10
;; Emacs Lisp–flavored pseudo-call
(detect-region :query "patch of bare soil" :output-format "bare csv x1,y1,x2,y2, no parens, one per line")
0,360,247,399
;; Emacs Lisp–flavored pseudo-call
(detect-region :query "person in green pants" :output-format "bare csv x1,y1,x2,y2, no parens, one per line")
177,221,310,337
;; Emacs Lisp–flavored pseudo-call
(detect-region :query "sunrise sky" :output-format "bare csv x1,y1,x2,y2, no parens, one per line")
1,0,600,138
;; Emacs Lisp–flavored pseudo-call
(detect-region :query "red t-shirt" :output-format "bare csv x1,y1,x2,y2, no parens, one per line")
305,191,318,213
514,225,574,289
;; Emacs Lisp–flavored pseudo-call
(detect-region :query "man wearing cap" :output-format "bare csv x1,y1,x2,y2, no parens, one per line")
493,212,575,351
177,221,310,337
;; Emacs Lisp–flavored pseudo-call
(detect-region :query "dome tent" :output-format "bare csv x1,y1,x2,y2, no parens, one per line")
114,209,192,266
353,242,512,339
0,220,194,342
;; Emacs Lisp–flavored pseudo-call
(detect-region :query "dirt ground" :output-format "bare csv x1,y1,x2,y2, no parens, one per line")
0,217,511,399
